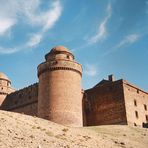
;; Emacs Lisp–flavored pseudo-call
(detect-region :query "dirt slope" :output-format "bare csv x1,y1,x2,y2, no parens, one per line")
0,110,148,148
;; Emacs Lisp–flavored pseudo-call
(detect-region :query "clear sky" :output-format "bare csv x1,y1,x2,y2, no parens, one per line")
0,0,148,91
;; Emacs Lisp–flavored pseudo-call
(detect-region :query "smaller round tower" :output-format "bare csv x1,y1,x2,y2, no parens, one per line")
0,72,15,106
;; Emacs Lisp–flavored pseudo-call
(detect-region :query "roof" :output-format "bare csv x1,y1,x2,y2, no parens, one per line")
93,79,110,88
50,46,70,53
45,45,74,60
0,72,10,81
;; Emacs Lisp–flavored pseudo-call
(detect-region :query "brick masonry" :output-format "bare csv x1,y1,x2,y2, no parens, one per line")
83,78,148,127
0,46,148,127
37,46,83,127
123,80,148,127
1,83,38,116
84,79,127,126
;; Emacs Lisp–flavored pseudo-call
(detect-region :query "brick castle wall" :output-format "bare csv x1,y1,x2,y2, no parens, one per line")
123,81,148,127
1,46,148,128
84,80,127,126
1,83,38,116
2,78,147,128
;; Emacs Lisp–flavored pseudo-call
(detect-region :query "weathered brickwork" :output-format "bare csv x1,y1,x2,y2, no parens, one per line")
12,103,38,116
1,83,38,116
83,77,148,127
0,73,15,106
84,79,127,126
38,46,83,127
0,46,148,128
123,81,148,127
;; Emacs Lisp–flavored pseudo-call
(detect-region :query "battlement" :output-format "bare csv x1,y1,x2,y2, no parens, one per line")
38,59,82,77
1,83,38,111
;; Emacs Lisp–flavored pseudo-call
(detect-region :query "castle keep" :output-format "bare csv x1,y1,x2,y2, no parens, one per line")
0,46,148,128
38,46,83,126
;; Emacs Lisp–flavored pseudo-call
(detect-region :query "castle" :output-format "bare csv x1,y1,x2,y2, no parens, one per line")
0,46,148,128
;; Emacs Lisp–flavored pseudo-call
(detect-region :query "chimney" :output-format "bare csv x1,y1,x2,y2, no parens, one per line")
108,74,115,82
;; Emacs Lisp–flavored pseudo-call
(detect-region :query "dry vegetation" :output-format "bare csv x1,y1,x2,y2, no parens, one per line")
0,110,148,148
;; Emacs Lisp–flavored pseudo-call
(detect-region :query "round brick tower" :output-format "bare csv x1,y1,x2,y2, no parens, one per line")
0,72,15,106
37,46,83,126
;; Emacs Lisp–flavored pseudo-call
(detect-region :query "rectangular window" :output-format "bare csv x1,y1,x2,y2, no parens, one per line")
137,89,139,94
144,104,147,111
135,111,138,118
134,100,137,106
146,115,148,122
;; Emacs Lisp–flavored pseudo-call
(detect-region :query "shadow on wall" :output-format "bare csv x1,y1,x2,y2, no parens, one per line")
143,122,148,128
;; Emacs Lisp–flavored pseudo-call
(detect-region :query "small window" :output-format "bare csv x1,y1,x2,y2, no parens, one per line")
134,123,137,126
134,100,137,106
7,82,10,87
144,104,147,111
137,89,139,94
67,55,70,59
135,111,138,118
146,115,148,122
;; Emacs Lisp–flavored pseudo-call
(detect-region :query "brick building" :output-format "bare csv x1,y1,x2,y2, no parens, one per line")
0,46,148,127
84,75,148,127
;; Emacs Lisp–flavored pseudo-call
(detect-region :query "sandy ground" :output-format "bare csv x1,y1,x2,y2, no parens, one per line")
0,110,148,148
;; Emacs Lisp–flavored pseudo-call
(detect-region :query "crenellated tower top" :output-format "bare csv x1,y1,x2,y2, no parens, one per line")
38,46,82,77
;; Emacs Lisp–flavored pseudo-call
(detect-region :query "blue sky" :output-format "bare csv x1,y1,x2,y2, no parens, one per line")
0,0,148,91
